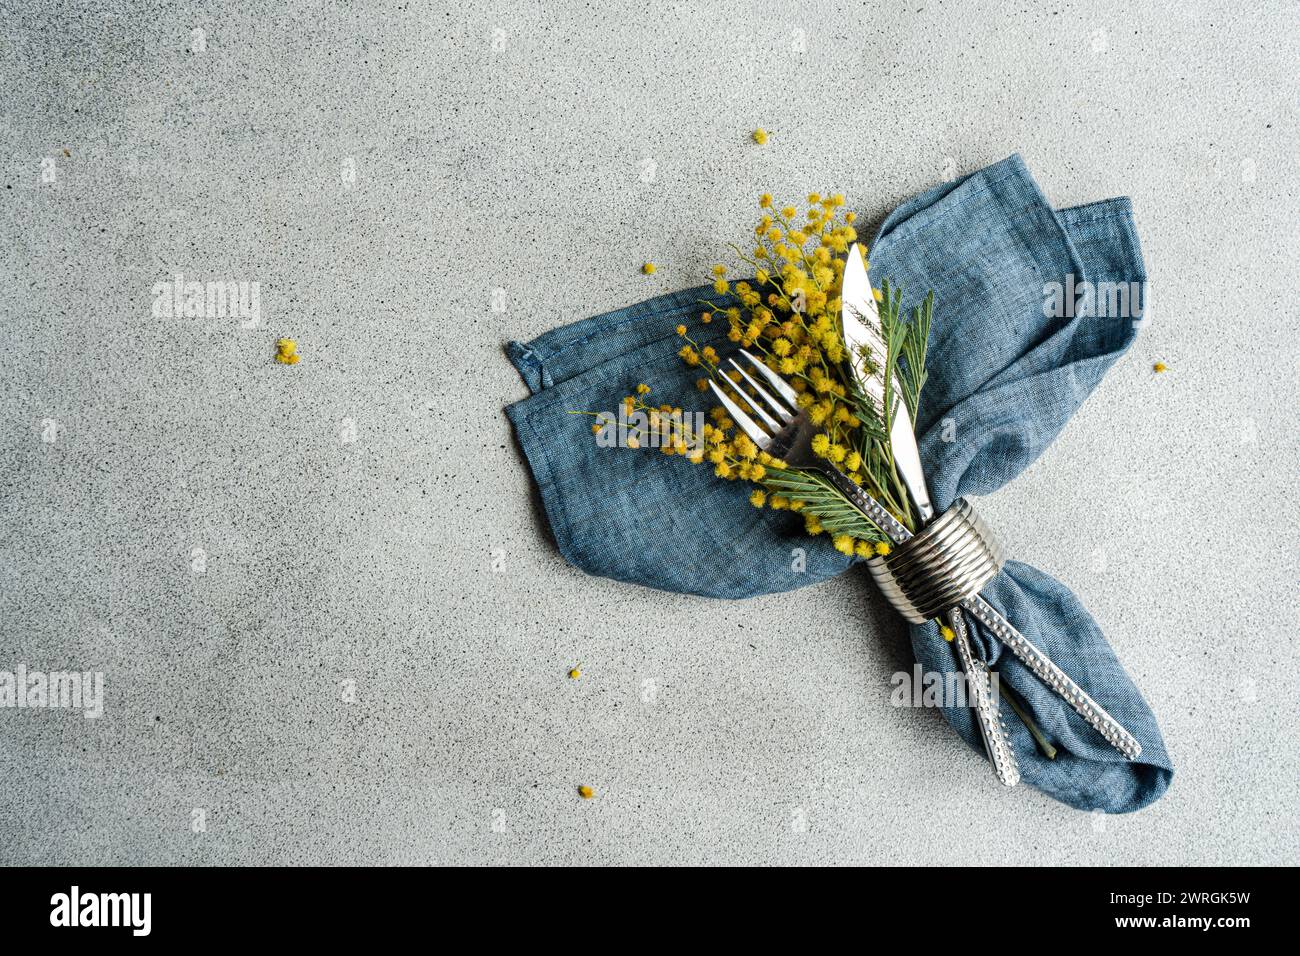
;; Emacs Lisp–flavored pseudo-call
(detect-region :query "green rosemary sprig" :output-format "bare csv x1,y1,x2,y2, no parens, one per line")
761,466,889,542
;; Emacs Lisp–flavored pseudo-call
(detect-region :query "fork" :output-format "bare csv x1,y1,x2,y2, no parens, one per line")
709,350,1142,768
709,351,1019,785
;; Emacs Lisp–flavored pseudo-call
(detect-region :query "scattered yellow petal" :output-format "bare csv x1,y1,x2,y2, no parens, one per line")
939,624,955,642
642,262,656,275
752,128,768,145
275,338,300,365
568,668,581,679
578,785,594,799
872,287,883,302
1153,361,1167,373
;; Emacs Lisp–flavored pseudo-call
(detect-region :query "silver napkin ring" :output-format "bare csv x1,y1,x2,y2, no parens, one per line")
866,498,1004,624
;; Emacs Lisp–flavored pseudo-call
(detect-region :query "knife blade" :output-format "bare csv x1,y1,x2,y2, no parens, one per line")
841,251,1026,786
840,243,935,524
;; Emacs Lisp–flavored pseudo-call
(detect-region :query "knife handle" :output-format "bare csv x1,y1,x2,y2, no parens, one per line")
949,607,1020,787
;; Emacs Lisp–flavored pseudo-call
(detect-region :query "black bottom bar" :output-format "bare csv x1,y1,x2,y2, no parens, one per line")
0,866,1281,941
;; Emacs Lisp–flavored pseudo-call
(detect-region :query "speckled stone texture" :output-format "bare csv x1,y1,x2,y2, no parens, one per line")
1,0,1296,866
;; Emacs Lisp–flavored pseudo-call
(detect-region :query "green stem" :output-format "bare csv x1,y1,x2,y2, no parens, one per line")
886,452,916,533
1001,683,1057,760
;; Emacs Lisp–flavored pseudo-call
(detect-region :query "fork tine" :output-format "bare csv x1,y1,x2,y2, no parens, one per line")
724,359,784,430
727,358,792,426
739,349,800,409
708,380,772,451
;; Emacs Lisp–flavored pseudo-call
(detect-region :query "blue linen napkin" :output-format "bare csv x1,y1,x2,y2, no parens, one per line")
505,154,1173,813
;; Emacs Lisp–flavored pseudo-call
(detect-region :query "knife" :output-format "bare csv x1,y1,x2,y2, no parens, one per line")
840,243,1019,786
840,243,936,525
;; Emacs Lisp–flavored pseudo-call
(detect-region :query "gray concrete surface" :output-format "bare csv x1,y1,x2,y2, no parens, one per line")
1,0,1297,866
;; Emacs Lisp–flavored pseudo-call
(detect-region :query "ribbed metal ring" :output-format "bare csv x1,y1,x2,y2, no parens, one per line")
867,498,1004,624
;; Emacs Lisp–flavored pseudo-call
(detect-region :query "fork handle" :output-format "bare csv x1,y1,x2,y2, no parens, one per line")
829,466,1018,783
819,467,914,545
949,607,1020,787
960,594,1143,760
